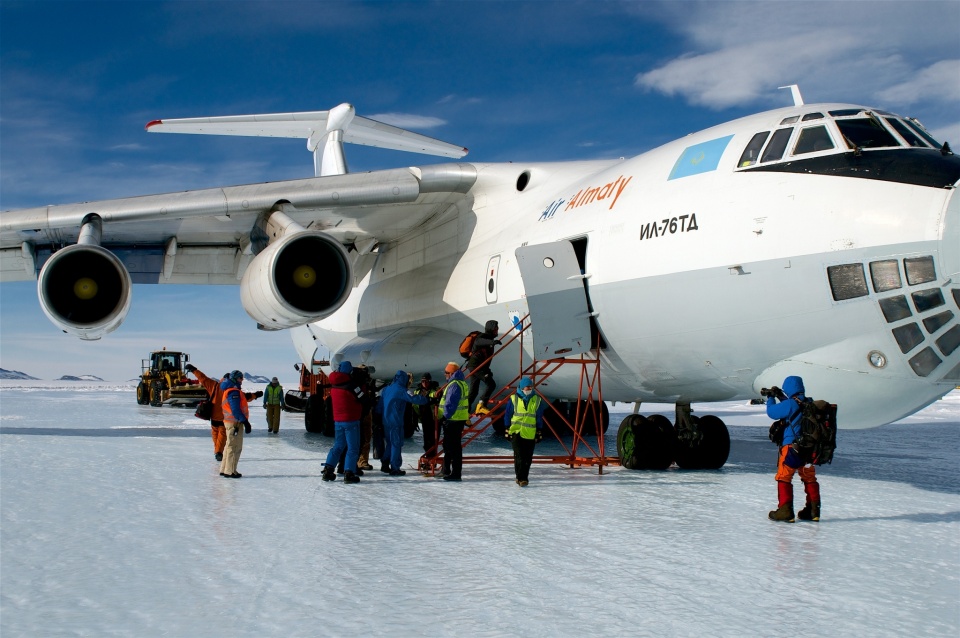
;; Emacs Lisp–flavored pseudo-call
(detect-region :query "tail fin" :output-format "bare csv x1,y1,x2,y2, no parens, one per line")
145,103,468,177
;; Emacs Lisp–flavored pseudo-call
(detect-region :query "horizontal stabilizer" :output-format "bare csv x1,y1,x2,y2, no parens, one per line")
146,106,468,159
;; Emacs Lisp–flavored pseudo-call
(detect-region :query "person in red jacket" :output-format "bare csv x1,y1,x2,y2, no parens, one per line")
322,361,364,484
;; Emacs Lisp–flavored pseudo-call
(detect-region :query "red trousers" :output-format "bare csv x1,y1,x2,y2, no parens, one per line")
211,421,226,454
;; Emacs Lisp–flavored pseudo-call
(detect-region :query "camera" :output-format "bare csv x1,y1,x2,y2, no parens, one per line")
760,386,782,399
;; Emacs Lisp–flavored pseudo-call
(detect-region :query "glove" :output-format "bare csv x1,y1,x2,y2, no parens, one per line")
255,390,264,399
242,420,252,434
504,431,513,441
494,340,502,345
534,429,543,443
232,426,239,436
185,364,196,373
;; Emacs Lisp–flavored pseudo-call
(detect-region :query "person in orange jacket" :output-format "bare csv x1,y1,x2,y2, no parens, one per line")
185,364,228,461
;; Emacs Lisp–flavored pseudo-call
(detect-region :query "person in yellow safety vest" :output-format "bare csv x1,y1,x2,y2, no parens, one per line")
263,377,286,434
502,377,546,487
438,362,470,481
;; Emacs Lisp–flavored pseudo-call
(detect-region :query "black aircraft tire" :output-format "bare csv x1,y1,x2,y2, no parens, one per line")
642,414,677,470
322,396,335,437
696,415,730,470
136,382,150,405
675,415,730,470
616,414,643,469
304,394,325,434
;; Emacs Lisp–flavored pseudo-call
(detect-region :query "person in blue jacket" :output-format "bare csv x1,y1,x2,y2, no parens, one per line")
502,377,547,487
765,375,821,522
380,370,429,476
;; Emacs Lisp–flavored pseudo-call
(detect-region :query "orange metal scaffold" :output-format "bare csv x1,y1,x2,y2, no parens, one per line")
417,314,619,476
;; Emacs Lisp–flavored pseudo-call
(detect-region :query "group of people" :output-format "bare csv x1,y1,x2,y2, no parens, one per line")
185,326,824,518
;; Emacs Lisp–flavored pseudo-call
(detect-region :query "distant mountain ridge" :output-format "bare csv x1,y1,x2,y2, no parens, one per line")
0,368,39,380
57,375,105,381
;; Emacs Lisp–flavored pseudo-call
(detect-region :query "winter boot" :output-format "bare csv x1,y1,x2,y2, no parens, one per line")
474,402,490,416
768,503,795,522
799,482,821,520
321,467,336,482
798,501,821,521
344,471,361,484
381,463,391,473
769,481,795,522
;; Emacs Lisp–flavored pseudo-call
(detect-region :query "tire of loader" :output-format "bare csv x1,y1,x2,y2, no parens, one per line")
136,382,150,405
149,380,165,407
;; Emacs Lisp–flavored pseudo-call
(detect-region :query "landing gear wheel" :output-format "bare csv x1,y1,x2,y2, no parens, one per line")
674,414,730,470
304,394,325,433
149,380,165,407
618,414,677,470
136,382,150,405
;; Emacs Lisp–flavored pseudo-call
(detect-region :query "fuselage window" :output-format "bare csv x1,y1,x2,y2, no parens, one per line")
884,118,927,147
760,128,793,163
793,125,835,155
827,263,869,301
738,131,770,167
835,118,900,149
904,119,942,148
912,288,945,313
892,322,924,353
869,259,902,292
879,295,912,323
801,112,824,121
904,256,936,285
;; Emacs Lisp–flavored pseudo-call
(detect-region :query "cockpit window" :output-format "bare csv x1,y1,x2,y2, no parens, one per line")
738,131,770,167
829,109,863,117
760,128,793,163
801,112,824,121
793,125,835,155
780,116,799,125
884,118,927,147
835,117,900,149
904,119,941,148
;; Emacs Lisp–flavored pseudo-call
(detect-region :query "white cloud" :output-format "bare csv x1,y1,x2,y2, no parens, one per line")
369,113,447,130
876,59,960,105
633,1,960,111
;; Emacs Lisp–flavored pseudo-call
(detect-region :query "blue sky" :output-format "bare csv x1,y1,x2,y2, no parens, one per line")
2,0,958,381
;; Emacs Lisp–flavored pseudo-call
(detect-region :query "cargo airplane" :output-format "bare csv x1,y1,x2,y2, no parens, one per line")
2,91,958,469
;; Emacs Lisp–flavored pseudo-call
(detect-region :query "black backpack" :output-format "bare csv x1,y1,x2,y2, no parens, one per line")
792,399,838,465
194,398,213,421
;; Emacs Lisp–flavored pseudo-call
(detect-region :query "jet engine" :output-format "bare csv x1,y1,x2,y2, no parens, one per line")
37,215,132,340
240,230,353,330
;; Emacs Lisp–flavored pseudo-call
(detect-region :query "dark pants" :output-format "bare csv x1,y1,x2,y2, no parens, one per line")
421,409,438,455
512,436,536,482
442,420,465,478
468,368,495,409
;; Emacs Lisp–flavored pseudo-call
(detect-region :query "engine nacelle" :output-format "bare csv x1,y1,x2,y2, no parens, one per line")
37,243,132,340
240,230,353,330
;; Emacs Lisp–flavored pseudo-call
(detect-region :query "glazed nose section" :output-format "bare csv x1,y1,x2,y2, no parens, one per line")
941,182,960,282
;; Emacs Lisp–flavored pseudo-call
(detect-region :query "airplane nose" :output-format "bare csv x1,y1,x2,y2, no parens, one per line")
941,182,960,282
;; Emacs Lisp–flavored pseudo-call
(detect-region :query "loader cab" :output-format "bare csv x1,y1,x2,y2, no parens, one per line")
150,350,186,374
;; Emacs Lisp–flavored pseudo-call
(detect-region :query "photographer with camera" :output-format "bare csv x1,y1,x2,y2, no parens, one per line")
764,376,822,522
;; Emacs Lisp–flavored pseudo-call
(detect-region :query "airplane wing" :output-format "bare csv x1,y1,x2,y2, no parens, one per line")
0,163,477,284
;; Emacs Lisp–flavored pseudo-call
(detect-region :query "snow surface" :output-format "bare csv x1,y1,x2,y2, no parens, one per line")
1,381,958,637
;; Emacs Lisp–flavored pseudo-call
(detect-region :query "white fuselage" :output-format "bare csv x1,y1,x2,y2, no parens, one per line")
293,104,960,429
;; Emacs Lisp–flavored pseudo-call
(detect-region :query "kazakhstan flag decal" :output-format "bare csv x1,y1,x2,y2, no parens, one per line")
668,135,734,180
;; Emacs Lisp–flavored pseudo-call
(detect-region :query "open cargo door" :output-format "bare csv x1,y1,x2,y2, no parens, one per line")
515,241,592,358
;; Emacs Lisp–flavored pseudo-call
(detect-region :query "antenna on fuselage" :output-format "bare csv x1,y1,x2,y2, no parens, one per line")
778,85,804,107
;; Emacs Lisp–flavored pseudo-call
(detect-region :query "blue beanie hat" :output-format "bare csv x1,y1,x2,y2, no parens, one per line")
338,360,353,374
518,378,534,389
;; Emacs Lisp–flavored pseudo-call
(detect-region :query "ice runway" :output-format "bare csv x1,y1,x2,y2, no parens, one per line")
1,382,958,636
